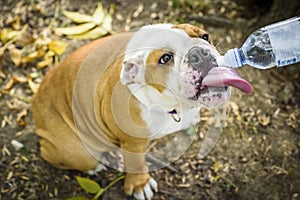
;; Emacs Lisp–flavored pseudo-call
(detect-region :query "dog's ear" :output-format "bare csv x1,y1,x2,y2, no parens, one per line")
120,54,144,85
172,24,212,45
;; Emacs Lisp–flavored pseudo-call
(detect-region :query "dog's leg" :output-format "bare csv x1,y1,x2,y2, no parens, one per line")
121,141,158,200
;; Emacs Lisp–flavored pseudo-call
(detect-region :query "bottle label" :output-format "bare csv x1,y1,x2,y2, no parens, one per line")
266,17,300,67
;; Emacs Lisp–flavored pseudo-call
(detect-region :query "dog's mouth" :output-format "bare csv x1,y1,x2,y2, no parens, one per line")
185,66,253,100
182,45,253,101
202,67,253,93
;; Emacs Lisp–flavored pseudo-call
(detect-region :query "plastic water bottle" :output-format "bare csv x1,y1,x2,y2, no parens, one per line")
217,16,300,69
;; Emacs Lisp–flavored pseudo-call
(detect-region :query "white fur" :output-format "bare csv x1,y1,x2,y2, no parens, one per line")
120,24,226,139
133,178,157,200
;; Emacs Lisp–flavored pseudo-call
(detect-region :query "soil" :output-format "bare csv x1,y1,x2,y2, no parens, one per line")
1,0,300,200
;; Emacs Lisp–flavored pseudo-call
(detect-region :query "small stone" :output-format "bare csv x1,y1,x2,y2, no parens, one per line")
11,140,24,151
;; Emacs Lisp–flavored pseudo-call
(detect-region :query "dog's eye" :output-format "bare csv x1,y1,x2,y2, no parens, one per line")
159,53,173,64
201,34,210,42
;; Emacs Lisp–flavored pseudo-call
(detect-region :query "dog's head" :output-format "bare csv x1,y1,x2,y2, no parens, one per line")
120,24,252,110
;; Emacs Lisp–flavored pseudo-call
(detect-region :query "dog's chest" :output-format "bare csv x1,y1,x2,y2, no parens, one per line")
139,104,200,139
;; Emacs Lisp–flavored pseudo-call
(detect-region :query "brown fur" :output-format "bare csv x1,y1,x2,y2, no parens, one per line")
33,24,207,196
172,24,208,38
33,31,154,195
145,49,173,93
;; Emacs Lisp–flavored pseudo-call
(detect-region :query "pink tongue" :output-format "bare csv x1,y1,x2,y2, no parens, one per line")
202,67,253,94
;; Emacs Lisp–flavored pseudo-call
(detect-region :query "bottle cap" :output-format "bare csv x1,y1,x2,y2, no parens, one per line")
226,48,242,68
216,49,243,68
216,56,226,67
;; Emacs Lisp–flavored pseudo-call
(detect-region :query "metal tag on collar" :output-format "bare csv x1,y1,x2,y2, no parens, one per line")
168,109,181,122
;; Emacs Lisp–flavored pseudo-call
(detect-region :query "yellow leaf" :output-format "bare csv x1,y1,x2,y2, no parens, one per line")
258,114,271,126
6,15,21,30
13,75,27,83
0,25,28,44
27,77,39,93
0,47,6,56
4,75,27,93
0,28,9,43
63,10,93,23
67,27,108,40
22,48,45,63
75,176,101,194
48,40,68,55
17,109,28,126
0,29,20,43
8,47,23,66
54,22,96,36
214,160,219,172
4,78,15,93
101,14,113,32
92,2,105,25
29,72,40,78
44,50,55,58
37,57,53,68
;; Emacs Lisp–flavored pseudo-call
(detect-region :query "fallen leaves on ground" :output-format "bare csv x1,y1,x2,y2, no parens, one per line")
54,2,114,40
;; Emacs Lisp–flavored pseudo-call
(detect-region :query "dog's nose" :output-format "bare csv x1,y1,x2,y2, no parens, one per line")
187,46,217,76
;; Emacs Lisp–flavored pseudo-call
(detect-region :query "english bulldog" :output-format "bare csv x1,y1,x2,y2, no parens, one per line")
32,23,252,199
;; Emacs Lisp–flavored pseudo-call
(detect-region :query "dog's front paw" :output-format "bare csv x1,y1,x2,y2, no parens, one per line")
133,178,158,200
124,173,158,200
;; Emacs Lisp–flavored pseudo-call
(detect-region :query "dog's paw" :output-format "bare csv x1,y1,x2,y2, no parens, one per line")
87,163,107,175
133,178,158,200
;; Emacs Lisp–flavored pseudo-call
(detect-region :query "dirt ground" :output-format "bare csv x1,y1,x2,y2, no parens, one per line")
1,0,300,200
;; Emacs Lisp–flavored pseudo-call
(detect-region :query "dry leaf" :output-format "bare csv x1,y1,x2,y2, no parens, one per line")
13,75,27,83
28,77,40,93
8,47,23,66
3,75,27,93
57,2,113,40
258,114,271,126
15,31,36,46
0,47,6,56
6,15,21,30
48,40,68,55
17,109,28,126
0,25,28,44
22,48,46,63
63,10,93,23
101,12,113,32
4,78,15,93
54,22,96,36
68,27,108,40
0,29,19,43
37,56,53,68
133,4,144,18
92,2,106,25
228,101,243,121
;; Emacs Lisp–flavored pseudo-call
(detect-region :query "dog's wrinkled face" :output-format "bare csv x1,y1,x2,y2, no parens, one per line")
120,24,250,109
